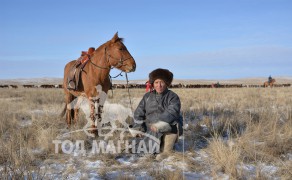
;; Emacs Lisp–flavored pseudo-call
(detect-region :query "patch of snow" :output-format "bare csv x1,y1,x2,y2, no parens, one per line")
199,124,210,135
160,156,188,171
30,108,59,116
48,163,66,172
56,129,71,139
116,155,137,165
250,140,265,146
216,172,229,180
31,148,46,156
288,153,292,160
184,172,210,180
237,163,278,179
259,163,278,176
135,171,150,179
30,109,45,115
0,97,23,101
238,164,257,175
73,149,86,157
38,163,65,179
183,123,189,130
105,171,121,179
192,156,204,162
196,150,209,159
87,170,102,179
85,160,103,169
215,102,224,108
66,170,82,180
104,170,150,180
19,119,32,127
189,106,197,111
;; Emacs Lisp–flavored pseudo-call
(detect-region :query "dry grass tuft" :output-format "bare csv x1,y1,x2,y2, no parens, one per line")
148,167,183,180
206,137,242,178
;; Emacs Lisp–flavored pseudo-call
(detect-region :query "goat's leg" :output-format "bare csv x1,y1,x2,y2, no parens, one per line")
89,99,98,135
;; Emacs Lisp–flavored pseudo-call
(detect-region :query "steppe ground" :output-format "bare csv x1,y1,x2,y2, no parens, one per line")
0,85,291,179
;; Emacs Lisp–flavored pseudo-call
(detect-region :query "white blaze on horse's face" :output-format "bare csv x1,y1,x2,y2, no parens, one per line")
107,33,136,72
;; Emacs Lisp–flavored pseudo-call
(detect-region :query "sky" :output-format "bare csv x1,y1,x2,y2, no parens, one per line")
1,0,292,80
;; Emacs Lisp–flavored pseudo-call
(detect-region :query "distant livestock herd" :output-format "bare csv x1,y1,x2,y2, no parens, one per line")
0,83,291,89
0,84,63,89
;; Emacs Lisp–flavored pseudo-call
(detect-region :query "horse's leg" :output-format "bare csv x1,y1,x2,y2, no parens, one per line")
65,93,72,127
65,92,76,128
66,108,71,127
74,108,79,125
73,97,83,125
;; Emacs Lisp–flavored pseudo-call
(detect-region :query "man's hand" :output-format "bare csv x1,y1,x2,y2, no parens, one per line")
150,125,158,132
136,134,143,137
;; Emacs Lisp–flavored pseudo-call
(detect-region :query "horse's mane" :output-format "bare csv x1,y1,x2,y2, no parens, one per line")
94,37,124,52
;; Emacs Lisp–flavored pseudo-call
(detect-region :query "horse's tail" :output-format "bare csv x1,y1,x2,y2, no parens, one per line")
61,92,76,126
60,103,67,118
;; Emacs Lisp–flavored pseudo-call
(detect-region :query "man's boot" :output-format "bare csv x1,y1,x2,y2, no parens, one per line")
162,133,178,153
156,133,178,161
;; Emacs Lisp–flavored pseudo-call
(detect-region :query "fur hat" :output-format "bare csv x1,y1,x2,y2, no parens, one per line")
149,68,173,86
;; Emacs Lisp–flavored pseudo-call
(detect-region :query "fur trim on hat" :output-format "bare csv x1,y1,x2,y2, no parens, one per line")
149,68,173,86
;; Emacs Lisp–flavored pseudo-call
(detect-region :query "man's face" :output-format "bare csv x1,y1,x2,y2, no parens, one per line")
153,79,167,94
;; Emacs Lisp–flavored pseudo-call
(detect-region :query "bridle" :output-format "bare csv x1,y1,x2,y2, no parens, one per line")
88,45,135,104
89,46,133,70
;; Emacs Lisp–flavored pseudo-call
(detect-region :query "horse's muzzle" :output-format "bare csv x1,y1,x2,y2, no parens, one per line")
130,63,136,72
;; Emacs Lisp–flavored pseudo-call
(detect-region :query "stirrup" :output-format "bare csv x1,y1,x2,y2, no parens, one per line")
67,87,75,90
67,80,76,90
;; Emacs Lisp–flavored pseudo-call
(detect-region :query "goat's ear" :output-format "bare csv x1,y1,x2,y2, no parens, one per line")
111,32,119,43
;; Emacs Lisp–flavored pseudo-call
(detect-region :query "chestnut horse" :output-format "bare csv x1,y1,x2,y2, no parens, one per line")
61,33,136,133
264,78,276,87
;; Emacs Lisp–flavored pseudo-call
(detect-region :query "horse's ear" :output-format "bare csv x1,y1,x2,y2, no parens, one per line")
111,32,119,43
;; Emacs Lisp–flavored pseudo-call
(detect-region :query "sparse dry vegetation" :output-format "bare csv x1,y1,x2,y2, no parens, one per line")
0,86,291,179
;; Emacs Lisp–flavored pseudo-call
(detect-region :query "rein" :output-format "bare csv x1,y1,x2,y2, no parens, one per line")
125,72,134,112
89,48,111,70
108,72,133,111
109,71,123,98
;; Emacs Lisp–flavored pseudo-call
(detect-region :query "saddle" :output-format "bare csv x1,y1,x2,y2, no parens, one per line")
67,47,95,90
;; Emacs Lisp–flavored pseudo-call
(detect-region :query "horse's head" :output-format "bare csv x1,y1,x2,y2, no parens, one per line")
104,33,136,72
